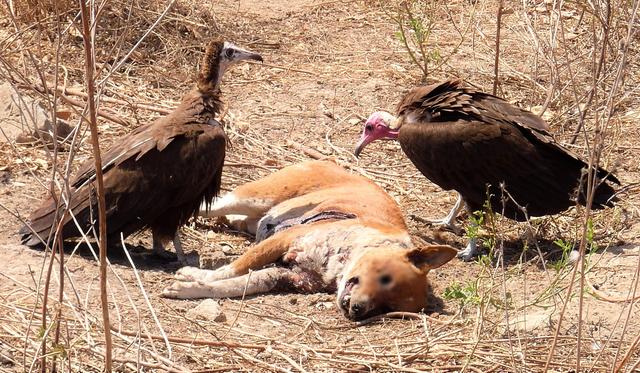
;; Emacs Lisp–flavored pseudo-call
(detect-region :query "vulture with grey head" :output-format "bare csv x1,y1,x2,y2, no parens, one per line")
355,79,619,260
20,39,263,263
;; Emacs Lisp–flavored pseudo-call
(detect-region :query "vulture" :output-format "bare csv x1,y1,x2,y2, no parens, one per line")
19,39,263,263
354,79,619,260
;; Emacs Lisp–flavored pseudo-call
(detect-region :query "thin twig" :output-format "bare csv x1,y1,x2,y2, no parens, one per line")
78,0,112,370
492,0,504,95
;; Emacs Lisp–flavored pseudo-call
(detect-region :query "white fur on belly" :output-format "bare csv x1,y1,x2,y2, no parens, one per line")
291,224,412,286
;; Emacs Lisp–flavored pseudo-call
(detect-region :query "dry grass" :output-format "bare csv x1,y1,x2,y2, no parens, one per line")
0,0,639,371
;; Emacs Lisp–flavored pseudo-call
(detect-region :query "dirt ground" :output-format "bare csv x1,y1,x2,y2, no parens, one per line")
0,0,639,371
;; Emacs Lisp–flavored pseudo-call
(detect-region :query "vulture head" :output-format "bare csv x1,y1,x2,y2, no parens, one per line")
198,39,263,93
354,111,400,157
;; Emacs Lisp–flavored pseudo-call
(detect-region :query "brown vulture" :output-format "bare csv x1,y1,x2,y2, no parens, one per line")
19,39,263,263
354,79,619,260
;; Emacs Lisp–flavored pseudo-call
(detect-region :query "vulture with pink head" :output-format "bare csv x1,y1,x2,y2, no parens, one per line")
355,79,619,260
19,39,263,263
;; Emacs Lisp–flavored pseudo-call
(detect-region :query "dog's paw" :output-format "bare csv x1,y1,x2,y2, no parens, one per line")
161,280,207,299
174,266,203,282
175,265,235,282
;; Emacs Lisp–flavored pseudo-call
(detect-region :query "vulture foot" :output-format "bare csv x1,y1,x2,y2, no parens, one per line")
457,237,479,261
411,193,465,235
410,215,461,234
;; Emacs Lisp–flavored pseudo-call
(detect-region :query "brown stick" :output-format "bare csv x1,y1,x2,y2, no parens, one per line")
112,326,266,351
78,1,112,371
492,0,504,95
17,82,131,126
65,87,172,114
286,140,327,160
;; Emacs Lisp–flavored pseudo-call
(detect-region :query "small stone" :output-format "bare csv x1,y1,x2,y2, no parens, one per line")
0,82,73,147
0,342,15,367
199,250,227,269
568,250,581,264
289,297,298,305
221,243,234,255
187,299,226,322
315,301,334,310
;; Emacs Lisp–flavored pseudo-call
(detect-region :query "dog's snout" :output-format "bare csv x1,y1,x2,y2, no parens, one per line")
340,296,350,310
350,302,364,317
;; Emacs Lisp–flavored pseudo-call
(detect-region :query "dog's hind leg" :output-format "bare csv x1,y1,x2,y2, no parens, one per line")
199,161,336,220
199,191,275,219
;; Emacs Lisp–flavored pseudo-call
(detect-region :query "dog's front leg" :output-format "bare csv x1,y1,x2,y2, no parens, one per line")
162,267,295,299
172,229,297,283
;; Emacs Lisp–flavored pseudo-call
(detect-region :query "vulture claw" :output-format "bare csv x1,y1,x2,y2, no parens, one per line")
411,193,465,235
410,215,461,235
457,237,479,262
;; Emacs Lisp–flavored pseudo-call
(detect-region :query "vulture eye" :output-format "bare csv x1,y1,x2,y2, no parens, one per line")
379,274,392,286
225,49,235,58
365,124,373,132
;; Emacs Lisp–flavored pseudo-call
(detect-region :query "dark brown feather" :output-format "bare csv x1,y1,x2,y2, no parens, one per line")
198,39,224,93
20,43,228,247
396,79,619,221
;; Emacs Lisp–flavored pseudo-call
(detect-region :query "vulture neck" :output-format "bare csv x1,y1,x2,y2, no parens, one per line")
386,128,400,139
197,51,225,96
196,56,225,115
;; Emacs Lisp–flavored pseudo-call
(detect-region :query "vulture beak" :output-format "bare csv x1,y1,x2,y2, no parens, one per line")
229,44,264,63
236,48,264,63
354,134,371,158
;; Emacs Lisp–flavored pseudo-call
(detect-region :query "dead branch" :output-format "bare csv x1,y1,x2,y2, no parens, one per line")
78,0,113,371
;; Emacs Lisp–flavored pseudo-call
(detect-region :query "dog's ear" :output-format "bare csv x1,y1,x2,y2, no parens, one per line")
406,245,457,273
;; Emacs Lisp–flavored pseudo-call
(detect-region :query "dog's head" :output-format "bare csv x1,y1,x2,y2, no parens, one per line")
336,244,456,320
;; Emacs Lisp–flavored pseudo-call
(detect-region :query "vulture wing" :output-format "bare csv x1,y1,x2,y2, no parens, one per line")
397,80,619,221
21,92,227,246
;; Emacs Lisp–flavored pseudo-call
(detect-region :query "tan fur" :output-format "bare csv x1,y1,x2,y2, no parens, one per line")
163,160,456,320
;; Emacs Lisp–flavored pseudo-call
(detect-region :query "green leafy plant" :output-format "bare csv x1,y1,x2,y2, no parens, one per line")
443,281,481,307
390,1,439,81
551,238,575,272
384,0,475,81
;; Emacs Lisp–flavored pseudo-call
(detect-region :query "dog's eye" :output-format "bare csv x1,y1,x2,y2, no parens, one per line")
379,274,392,286
346,276,359,286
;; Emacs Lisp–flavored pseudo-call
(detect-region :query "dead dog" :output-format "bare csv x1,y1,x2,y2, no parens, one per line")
162,160,456,320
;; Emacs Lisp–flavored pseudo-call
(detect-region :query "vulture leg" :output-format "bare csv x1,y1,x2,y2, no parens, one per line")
411,193,464,233
457,203,480,261
152,232,186,264
173,235,187,265
152,233,166,255
439,193,464,230
458,236,479,262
